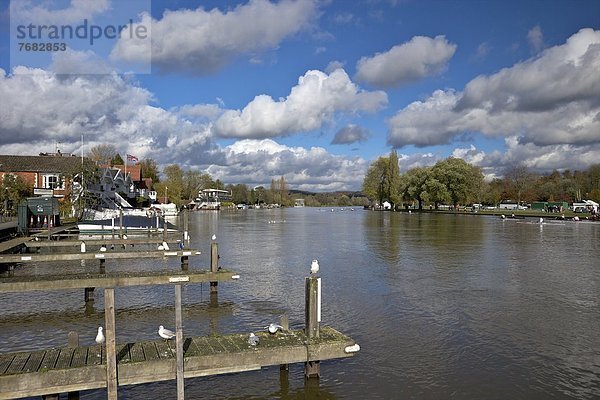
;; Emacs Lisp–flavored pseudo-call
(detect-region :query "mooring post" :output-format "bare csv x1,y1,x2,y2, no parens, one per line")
67,332,80,400
162,216,167,242
175,284,185,400
183,207,189,245
280,314,290,372
119,209,123,239
210,241,218,293
84,287,95,303
304,275,321,378
104,288,118,400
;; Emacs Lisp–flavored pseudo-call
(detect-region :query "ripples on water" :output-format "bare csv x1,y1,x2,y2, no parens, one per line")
1,209,599,399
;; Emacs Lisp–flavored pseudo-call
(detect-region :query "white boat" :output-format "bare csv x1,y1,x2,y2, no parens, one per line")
77,214,177,234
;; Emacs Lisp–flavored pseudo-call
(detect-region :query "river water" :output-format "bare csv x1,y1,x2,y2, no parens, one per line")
1,209,599,399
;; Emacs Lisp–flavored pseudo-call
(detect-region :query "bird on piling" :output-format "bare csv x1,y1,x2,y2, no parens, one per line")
158,325,175,340
95,327,105,345
212,234,217,241
265,323,284,334
310,259,319,274
248,332,260,346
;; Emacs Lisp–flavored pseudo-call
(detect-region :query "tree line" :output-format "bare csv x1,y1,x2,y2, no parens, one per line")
362,150,600,210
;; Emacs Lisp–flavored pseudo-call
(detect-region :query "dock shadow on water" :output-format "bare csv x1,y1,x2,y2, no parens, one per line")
1,208,599,399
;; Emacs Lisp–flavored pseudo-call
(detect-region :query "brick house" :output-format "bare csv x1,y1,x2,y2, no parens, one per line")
0,153,86,198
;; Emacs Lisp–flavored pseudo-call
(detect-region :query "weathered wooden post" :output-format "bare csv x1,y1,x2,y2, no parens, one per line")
104,288,118,400
84,287,95,303
280,314,290,372
183,207,189,245
162,216,167,242
174,284,185,400
304,271,321,378
67,332,80,400
119,209,123,239
210,241,218,293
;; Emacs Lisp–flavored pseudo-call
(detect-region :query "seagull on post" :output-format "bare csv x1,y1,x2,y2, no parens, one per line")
310,259,319,274
95,327,105,345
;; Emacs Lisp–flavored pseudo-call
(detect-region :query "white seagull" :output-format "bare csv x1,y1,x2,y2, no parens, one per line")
265,323,284,334
162,241,170,251
248,332,260,346
95,327,105,345
310,259,319,274
212,234,217,241
539,217,544,224
100,244,107,252
158,325,176,340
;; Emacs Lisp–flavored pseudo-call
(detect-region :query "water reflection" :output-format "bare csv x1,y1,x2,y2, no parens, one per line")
1,209,599,399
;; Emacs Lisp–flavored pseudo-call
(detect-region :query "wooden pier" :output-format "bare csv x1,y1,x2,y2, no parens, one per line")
0,227,359,399
0,327,356,400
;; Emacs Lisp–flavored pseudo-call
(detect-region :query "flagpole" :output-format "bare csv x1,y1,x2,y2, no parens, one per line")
124,154,127,195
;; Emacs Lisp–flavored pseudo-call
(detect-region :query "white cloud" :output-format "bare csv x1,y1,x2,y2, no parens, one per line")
527,25,544,53
355,35,457,88
388,29,600,154
111,0,318,74
325,60,345,73
0,64,371,190
10,0,110,25
213,69,387,138
210,139,369,190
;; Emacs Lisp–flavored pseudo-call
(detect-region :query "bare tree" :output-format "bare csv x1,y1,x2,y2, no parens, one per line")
88,144,117,165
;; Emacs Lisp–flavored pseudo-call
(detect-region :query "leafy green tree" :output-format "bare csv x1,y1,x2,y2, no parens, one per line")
182,170,202,200
401,166,431,209
139,158,160,184
0,174,32,215
363,150,401,208
112,153,124,166
431,157,483,208
423,177,450,209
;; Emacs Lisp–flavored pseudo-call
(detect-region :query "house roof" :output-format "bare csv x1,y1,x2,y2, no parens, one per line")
108,164,142,181
0,154,86,174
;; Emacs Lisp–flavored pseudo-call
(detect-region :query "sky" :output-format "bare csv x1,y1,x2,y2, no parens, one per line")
0,0,599,191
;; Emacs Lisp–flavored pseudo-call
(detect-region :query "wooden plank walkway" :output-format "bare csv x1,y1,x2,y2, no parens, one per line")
25,237,182,248
0,236,31,254
0,327,358,400
0,269,239,292
0,249,199,264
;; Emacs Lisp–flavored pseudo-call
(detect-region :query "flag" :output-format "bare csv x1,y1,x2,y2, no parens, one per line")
127,154,138,162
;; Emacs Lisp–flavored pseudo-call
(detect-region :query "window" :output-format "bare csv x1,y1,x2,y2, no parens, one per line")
42,174,64,189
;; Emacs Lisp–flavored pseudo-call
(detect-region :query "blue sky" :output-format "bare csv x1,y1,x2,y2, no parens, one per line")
0,0,599,191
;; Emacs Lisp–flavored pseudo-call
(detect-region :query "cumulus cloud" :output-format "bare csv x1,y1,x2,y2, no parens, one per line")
0,63,372,190
388,28,600,153
111,0,318,74
209,139,369,191
0,64,219,166
355,35,457,88
213,69,387,138
331,124,370,144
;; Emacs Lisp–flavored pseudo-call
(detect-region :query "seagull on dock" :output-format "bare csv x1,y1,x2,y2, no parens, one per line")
95,327,105,345
265,323,284,334
158,325,175,340
162,241,170,251
248,332,260,346
310,259,319,274
157,243,164,250
100,244,107,252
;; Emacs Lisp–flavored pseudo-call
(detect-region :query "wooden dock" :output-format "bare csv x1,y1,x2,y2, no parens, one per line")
0,249,199,264
0,269,239,292
0,327,357,400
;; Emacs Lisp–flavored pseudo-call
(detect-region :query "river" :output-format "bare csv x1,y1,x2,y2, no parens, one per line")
1,208,599,399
